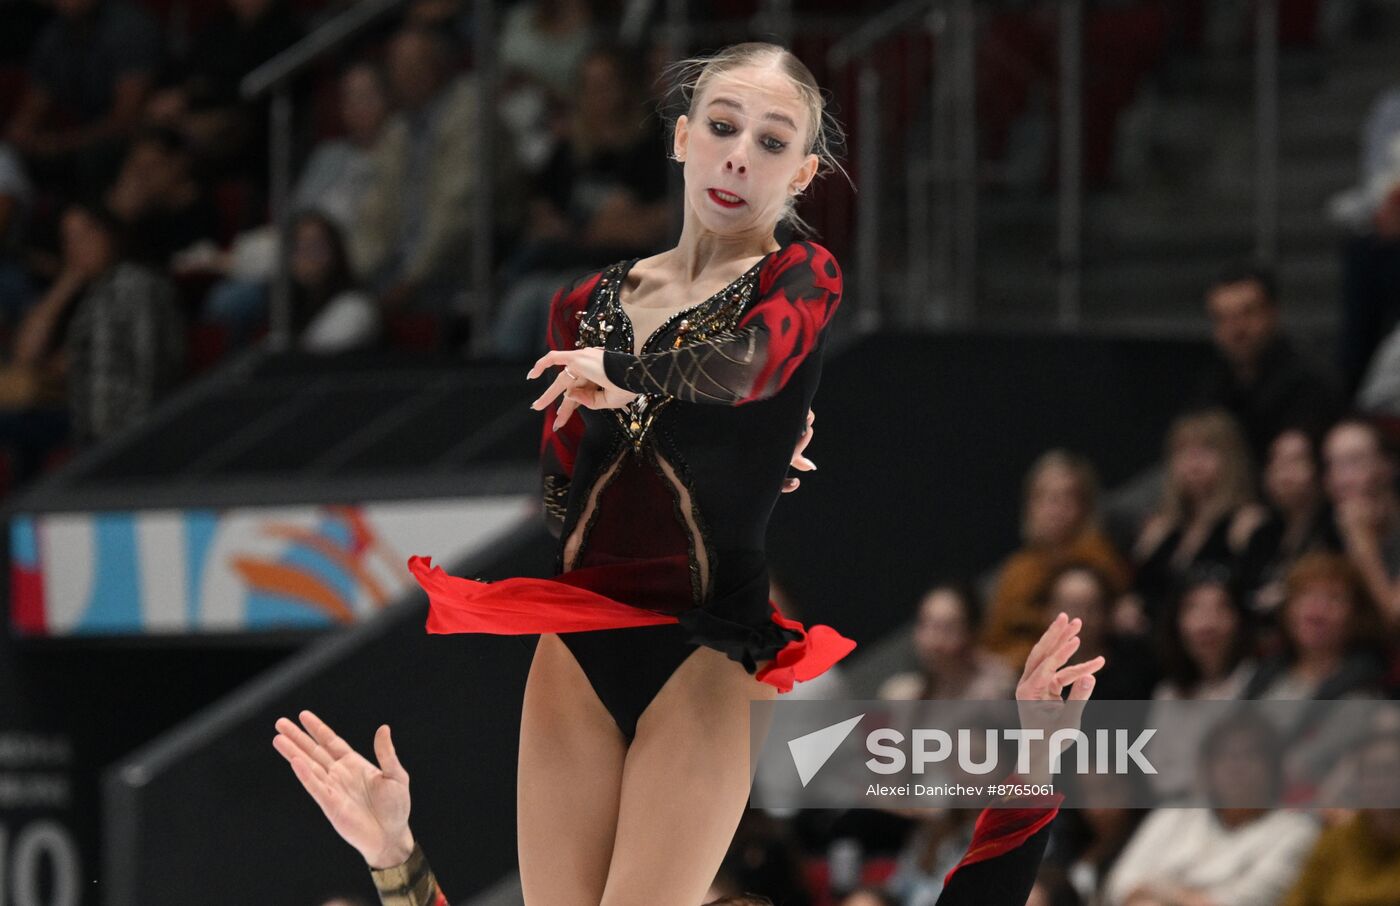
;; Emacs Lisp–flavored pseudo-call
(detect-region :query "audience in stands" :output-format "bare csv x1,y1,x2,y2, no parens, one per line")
145,0,303,189
1100,712,1320,906
981,449,1131,668
350,25,521,320
0,141,34,324
878,582,1016,701
6,0,163,198
103,126,219,268
500,0,597,108
1334,83,1400,396
1044,769,1148,906
1241,551,1387,703
292,61,392,232
0,199,183,478
1322,417,1400,626
1130,408,1270,625
491,42,672,359
284,210,381,353
1146,566,1258,801
194,60,392,338
1252,427,1338,615
881,808,977,906
1281,727,1400,906
495,0,598,174
1042,561,1158,700
1193,262,1342,464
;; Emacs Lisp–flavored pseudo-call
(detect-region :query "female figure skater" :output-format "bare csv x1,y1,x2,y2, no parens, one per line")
405,41,855,905
272,612,1103,905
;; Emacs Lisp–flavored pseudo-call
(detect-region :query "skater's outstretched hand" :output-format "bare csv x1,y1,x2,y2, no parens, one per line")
272,709,416,869
1014,612,1105,786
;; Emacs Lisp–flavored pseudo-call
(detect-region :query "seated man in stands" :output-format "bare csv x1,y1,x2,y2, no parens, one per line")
1192,262,1342,465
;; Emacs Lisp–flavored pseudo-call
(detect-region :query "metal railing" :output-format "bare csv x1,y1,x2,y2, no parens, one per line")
823,0,1292,332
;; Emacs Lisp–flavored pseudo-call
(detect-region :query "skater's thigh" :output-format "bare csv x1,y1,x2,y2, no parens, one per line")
518,632,628,906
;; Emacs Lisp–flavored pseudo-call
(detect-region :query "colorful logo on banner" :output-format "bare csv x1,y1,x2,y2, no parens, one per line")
9,496,530,635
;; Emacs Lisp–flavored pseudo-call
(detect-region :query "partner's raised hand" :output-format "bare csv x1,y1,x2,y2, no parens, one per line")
1014,613,1105,785
272,709,416,869
1017,611,1104,704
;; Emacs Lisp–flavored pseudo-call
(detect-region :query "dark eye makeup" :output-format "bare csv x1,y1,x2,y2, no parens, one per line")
707,118,788,153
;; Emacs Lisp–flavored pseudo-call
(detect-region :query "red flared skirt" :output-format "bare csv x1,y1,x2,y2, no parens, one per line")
407,555,856,694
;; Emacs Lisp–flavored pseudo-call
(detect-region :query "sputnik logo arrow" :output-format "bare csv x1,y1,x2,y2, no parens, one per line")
788,713,864,787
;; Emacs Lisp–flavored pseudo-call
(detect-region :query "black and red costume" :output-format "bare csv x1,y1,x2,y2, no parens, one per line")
393,238,1061,905
410,239,855,739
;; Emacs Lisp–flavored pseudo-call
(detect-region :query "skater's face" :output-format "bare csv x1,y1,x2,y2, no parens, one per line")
673,64,819,237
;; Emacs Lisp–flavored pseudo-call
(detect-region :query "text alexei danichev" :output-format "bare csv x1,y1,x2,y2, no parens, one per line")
865,782,1056,798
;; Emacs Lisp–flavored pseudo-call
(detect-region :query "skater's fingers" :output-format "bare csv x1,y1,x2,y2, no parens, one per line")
299,709,356,762
274,715,334,770
374,725,409,784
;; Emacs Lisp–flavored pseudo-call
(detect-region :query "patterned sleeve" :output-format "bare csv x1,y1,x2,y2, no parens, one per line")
368,841,450,906
600,241,842,405
540,270,602,538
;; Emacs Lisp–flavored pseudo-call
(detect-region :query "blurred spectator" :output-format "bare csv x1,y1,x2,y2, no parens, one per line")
1027,864,1083,906
350,26,522,317
882,809,977,906
1100,713,1319,906
1322,418,1400,626
1241,552,1386,702
191,61,392,337
1131,409,1270,625
981,450,1131,668
1332,86,1400,396
706,811,811,906
1240,551,1388,799
1250,427,1339,615
491,43,672,359
878,582,1016,701
1152,567,1257,701
293,62,392,231
1281,728,1400,906
145,0,303,187
1193,262,1342,464
1044,562,1157,700
5,0,163,196
0,142,36,325
284,210,381,353
1147,567,1258,801
103,126,219,268
1044,769,1147,906
0,201,183,478
500,0,597,105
